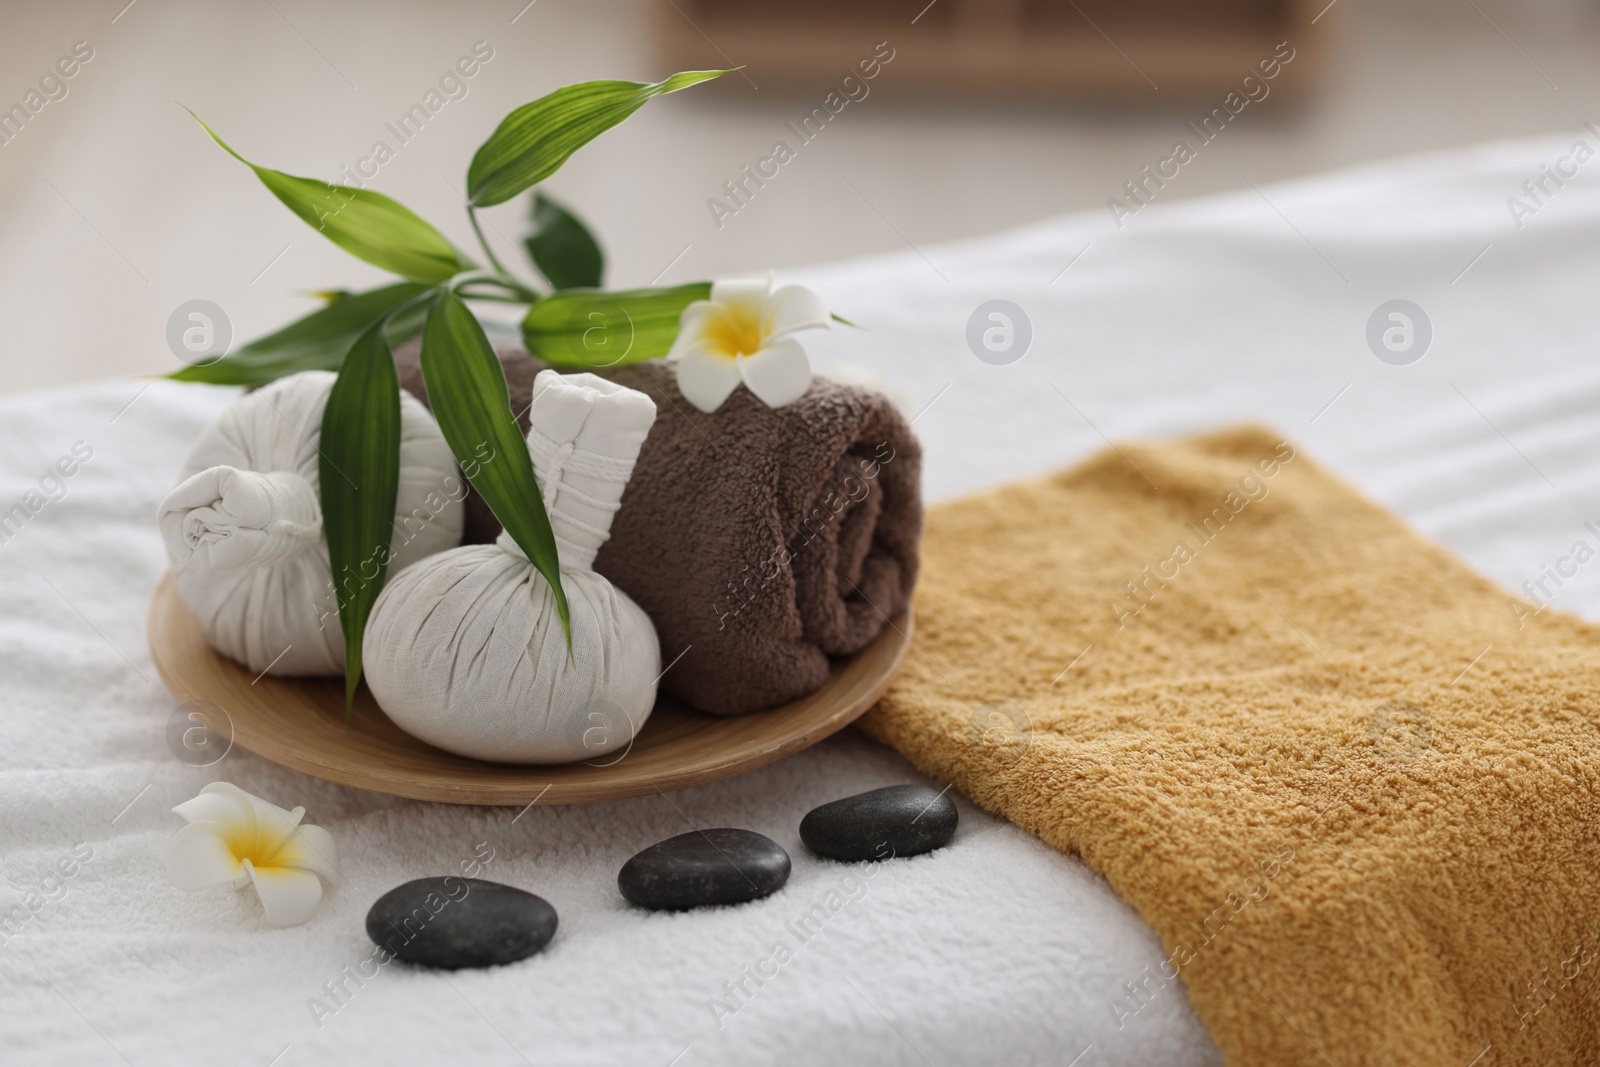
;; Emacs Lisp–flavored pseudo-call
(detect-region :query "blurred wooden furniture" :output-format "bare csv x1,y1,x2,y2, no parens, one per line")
656,0,1327,99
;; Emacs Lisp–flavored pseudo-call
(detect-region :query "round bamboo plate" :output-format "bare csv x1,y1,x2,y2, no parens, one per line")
147,573,910,806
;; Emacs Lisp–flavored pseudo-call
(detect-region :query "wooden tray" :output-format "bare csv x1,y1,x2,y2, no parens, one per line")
147,573,910,806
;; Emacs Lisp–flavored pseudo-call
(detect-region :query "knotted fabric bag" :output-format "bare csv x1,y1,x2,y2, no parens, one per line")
362,371,661,764
157,371,464,676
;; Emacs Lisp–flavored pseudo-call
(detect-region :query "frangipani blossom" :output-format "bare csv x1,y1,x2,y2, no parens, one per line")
668,277,830,413
164,782,339,927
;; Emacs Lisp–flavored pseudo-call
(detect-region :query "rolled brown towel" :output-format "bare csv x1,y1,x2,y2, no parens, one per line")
392,339,922,714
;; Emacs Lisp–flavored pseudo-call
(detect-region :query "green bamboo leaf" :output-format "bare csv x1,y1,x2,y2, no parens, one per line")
185,108,464,282
169,282,432,386
320,320,403,706
525,192,604,290
466,71,732,207
420,291,572,643
521,282,711,368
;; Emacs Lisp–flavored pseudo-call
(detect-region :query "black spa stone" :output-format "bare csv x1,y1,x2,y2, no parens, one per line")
618,828,791,910
366,877,557,970
800,785,958,862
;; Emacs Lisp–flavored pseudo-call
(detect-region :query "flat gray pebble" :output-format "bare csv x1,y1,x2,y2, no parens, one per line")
619,828,790,911
800,784,958,861
366,877,556,969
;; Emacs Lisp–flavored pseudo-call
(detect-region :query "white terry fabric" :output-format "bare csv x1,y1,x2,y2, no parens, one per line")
8,134,1600,1065
363,371,661,764
157,371,464,677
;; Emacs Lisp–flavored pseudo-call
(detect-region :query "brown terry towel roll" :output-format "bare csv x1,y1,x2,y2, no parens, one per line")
393,339,922,714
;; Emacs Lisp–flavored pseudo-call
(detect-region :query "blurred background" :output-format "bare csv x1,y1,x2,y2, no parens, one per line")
1,0,1598,395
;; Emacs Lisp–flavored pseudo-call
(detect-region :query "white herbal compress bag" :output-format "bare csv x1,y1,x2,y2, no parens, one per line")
158,370,464,677
363,371,661,764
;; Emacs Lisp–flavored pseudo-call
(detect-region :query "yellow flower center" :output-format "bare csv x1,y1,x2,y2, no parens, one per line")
223,808,304,870
704,308,764,358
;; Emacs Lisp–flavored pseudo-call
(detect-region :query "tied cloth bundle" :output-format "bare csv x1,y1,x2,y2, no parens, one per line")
393,340,922,715
863,425,1600,1066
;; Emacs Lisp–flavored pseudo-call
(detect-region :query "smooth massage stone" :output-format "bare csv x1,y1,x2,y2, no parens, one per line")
366,877,557,970
619,828,790,911
800,785,958,862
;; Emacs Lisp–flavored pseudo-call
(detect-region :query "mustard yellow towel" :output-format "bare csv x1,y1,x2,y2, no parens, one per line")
861,426,1600,1066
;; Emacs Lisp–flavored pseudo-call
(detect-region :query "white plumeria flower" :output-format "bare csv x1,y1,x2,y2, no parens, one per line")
164,782,339,927
668,276,831,413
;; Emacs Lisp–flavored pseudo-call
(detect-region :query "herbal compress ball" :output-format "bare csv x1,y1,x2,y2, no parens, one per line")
158,371,464,676
363,371,661,764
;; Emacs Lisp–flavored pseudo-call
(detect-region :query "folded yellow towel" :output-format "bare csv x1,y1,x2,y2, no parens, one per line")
862,426,1600,1065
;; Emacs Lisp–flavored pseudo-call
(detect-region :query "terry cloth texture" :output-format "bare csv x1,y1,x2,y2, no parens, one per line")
394,340,923,715
861,424,1600,1067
